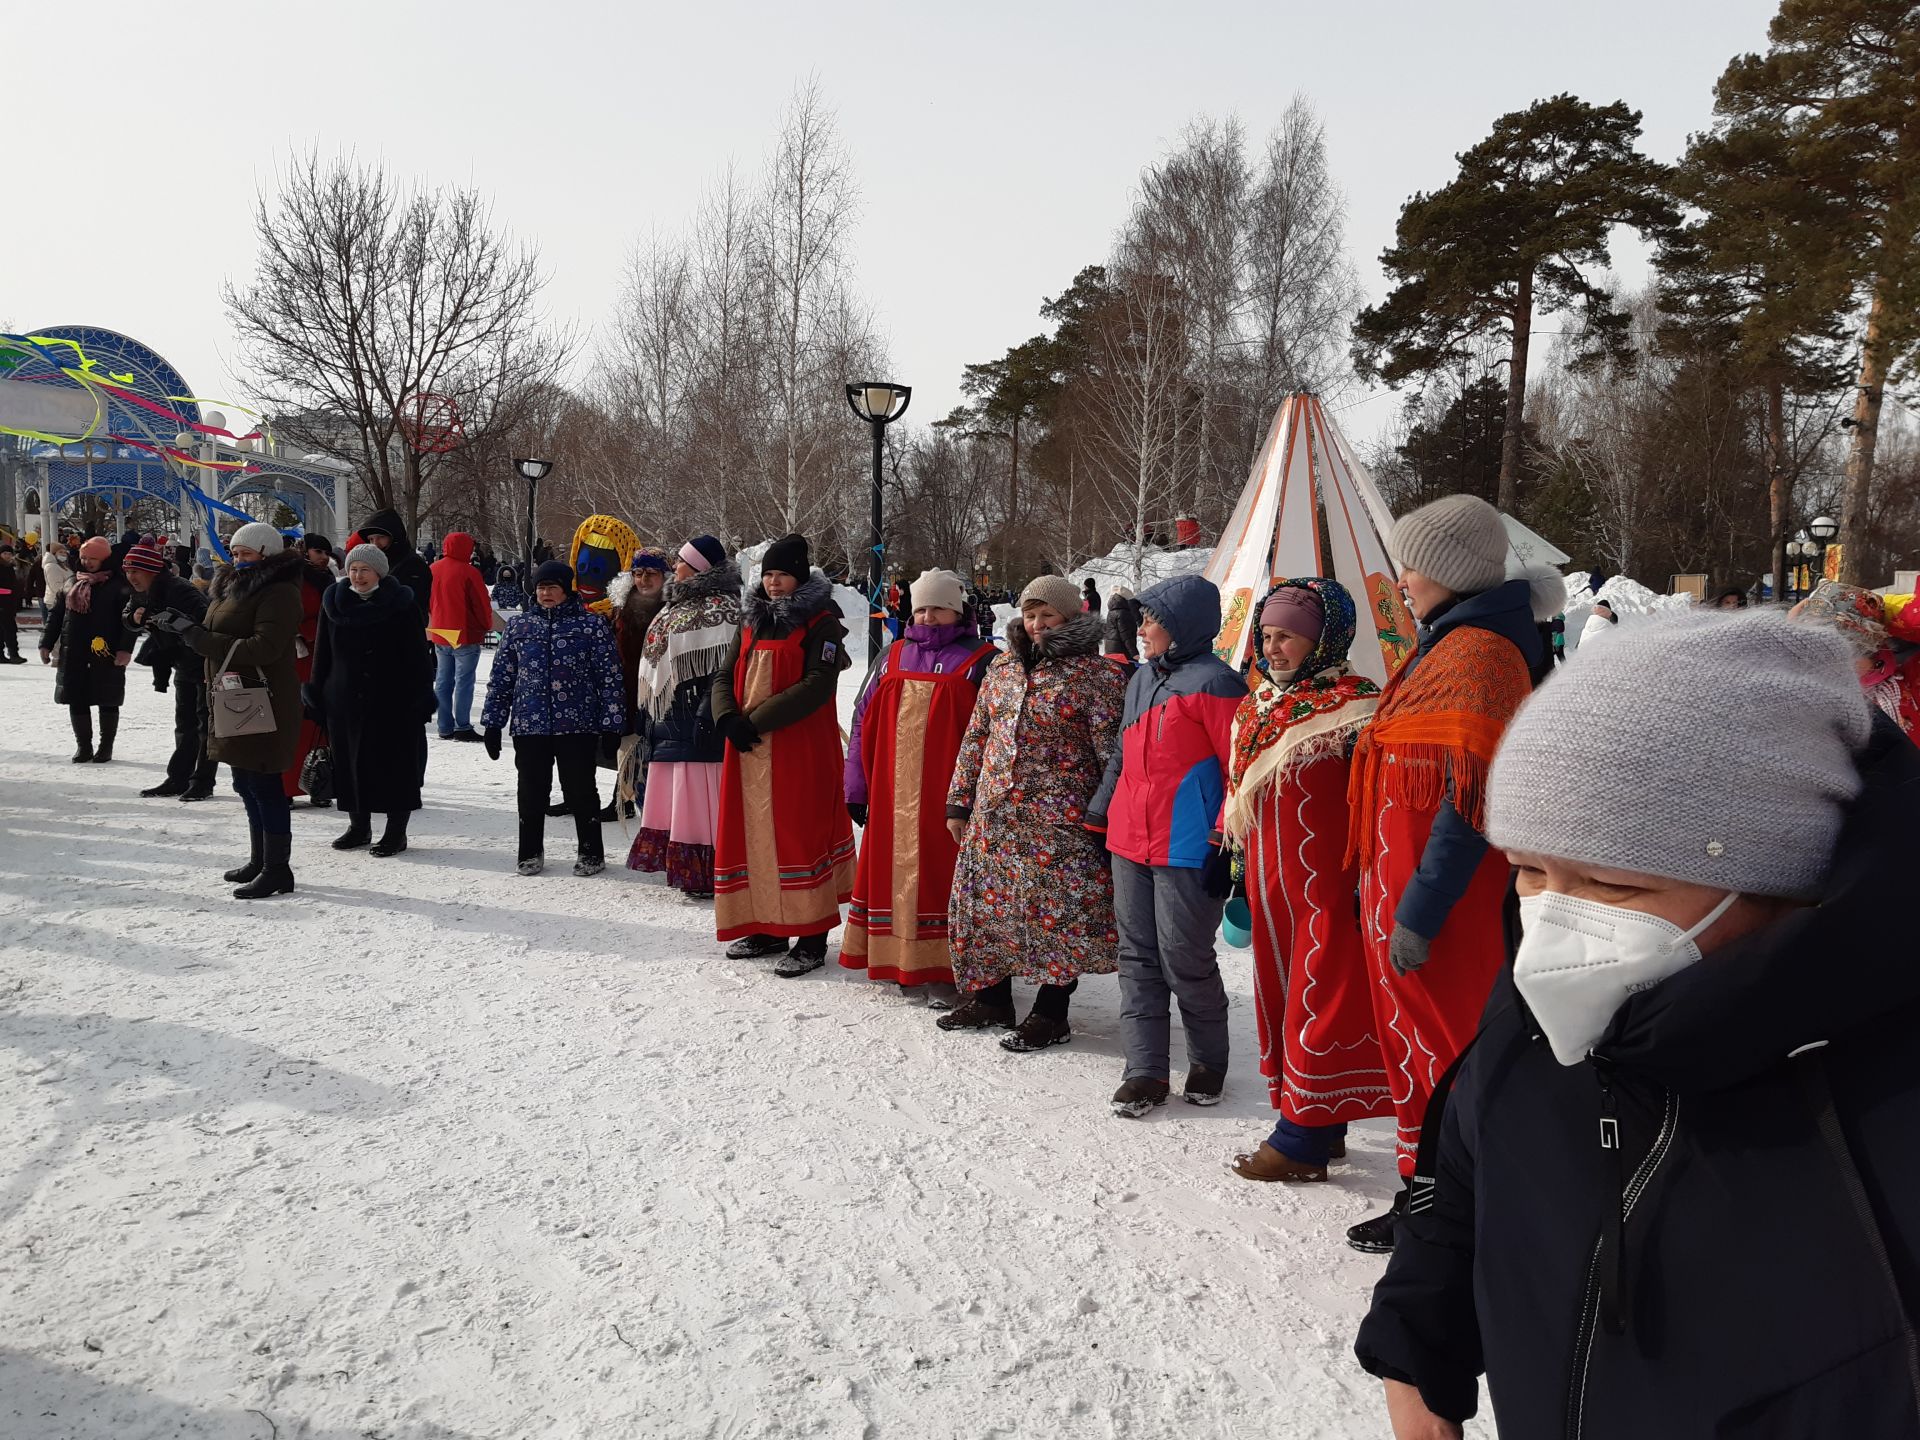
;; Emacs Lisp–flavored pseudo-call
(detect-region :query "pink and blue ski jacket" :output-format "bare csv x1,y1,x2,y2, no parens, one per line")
1086,574,1246,869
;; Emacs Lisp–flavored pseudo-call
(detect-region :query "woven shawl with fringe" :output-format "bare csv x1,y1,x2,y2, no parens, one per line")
635,566,742,721
1344,624,1532,870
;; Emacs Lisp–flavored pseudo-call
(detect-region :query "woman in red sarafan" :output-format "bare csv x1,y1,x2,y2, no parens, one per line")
709,534,855,979
841,568,996,990
1343,494,1544,1255
1222,577,1390,1184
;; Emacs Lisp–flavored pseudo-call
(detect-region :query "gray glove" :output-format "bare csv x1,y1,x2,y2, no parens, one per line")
1388,924,1432,977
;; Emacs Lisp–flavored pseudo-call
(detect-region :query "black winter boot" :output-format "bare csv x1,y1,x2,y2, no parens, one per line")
92,707,118,763
774,932,830,978
1346,1185,1409,1255
233,831,294,899
223,827,264,883
69,706,93,763
371,812,409,857
333,812,372,850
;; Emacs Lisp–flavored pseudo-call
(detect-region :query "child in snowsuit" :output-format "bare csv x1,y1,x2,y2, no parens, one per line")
480,560,626,877
710,534,854,978
1086,573,1247,1117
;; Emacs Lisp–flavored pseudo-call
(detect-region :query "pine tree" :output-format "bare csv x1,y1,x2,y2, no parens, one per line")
1353,95,1676,512
1711,0,1920,584
1658,115,1852,599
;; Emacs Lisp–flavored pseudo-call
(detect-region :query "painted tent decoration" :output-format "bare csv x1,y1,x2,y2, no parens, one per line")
1204,393,1416,687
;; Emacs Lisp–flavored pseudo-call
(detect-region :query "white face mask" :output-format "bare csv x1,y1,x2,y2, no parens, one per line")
1514,889,1741,1066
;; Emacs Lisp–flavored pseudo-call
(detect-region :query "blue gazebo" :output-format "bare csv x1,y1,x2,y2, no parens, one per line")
1,325,349,556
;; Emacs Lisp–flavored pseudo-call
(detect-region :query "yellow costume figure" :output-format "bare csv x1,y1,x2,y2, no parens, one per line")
567,514,640,615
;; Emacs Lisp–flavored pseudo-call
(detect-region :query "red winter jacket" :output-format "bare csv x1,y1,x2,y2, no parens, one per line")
428,532,492,647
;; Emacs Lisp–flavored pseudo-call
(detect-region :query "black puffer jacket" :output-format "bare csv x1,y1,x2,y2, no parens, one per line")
124,571,209,684
1356,713,1920,1438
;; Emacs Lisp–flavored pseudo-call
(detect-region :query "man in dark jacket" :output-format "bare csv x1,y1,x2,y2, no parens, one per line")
356,508,432,627
1356,608,1920,1439
124,541,217,798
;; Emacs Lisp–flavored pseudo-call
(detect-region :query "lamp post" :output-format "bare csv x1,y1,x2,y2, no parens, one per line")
845,382,911,660
1787,535,1812,601
1809,514,1838,586
514,457,553,588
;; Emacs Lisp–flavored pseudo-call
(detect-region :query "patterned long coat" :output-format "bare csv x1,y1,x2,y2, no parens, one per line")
945,613,1125,991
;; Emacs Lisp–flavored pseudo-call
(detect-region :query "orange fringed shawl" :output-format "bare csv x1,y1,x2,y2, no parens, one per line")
1344,624,1533,869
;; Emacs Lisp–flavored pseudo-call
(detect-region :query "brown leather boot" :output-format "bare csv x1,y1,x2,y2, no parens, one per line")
1230,1141,1329,1183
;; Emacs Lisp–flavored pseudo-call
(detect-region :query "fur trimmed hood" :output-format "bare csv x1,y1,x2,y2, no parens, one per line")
744,571,836,638
210,546,304,602
1007,611,1103,666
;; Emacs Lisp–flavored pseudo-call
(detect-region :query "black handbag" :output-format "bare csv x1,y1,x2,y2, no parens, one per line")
300,743,335,805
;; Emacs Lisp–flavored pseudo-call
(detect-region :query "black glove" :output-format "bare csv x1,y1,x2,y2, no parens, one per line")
847,801,868,827
1201,843,1234,900
483,726,503,761
718,713,761,753
626,706,643,737
300,683,321,723
598,731,621,765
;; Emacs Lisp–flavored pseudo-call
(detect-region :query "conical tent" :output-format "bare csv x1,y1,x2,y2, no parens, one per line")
1204,393,1416,687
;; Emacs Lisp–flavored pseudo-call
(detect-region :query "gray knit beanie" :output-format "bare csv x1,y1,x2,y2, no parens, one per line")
1020,574,1082,617
344,543,389,577
1390,494,1509,595
1488,608,1872,899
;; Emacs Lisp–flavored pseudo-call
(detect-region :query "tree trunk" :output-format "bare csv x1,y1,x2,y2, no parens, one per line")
1497,269,1533,513
1837,284,1888,586
1764,375,1790,603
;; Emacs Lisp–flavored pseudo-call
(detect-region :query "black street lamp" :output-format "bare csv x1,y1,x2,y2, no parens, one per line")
514,457,553,587
1809,514,1839,587
846,382,911,659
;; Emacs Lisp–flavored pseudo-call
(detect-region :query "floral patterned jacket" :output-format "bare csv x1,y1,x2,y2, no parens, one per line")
481,593,625,737
946,614,1125,826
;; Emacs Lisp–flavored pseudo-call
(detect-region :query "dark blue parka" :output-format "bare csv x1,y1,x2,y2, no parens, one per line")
481,594,624,737
1357,713,1920,1438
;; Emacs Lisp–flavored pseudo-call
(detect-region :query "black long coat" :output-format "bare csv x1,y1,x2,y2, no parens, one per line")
308,576,433,814
42,570,132,707
1357,714,1920,1438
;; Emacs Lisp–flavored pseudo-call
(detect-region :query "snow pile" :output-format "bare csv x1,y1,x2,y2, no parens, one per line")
0,657,1449,1438
1562,572,1696,656
1068,542,1213,597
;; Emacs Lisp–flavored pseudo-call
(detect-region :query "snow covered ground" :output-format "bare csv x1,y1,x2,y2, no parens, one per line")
0,649,1448,1440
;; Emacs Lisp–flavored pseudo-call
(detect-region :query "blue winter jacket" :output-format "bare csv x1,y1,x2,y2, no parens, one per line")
480,594,625,737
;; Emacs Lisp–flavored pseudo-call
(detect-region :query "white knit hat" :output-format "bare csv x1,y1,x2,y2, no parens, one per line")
229,521,283,556
909,568,968,614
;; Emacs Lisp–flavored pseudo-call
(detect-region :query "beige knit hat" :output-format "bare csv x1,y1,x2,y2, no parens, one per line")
910,568,968,614
1019,574,1082,617
1389,494,1509,596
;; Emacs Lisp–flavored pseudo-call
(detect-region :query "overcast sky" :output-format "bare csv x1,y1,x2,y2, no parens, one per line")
8,0,1779,453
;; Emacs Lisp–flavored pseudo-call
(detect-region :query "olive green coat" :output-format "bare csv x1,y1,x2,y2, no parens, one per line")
189,547,306,773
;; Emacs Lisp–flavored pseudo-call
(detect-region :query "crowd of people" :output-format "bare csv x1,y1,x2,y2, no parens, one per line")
13,489,1918,1437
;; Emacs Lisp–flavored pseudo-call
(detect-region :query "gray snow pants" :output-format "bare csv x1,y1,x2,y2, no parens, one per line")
1113,855,1229,1082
